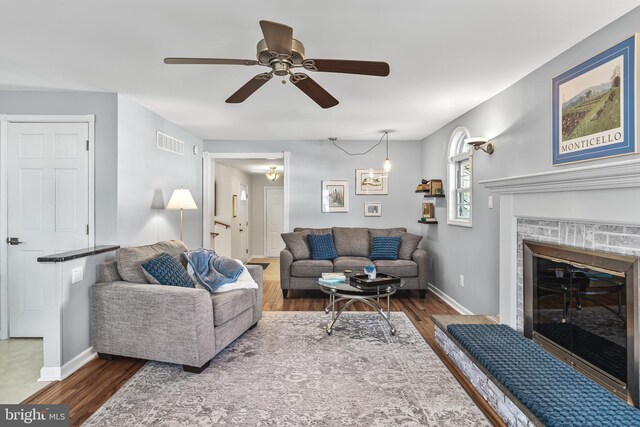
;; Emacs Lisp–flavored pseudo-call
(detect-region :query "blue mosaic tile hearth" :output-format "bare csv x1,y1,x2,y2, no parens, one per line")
447,323,640,427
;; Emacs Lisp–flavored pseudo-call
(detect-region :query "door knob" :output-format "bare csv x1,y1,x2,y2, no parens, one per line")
6,237,23,245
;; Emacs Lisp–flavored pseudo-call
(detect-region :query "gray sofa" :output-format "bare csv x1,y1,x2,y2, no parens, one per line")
280,227,428,299
91,240,262,373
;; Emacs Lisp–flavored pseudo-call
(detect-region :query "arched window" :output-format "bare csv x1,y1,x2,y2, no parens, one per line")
447,126,472,227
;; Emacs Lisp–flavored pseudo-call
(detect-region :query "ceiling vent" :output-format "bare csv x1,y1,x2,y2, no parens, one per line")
156,131,184,156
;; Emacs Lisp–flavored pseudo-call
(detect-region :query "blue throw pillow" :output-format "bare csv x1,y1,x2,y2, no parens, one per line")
369,236,401,261
308,234,338,260
141,253,194,287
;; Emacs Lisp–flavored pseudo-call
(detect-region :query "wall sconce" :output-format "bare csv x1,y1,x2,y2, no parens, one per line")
466,137,494,154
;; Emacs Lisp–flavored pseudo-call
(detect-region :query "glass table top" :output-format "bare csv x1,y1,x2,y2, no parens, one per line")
317,279,401,296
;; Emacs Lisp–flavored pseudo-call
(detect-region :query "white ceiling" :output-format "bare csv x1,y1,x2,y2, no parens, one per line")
1,1,639,141
216,159,284,176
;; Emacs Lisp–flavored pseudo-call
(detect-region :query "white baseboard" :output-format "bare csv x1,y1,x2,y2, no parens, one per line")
39,347,96,382
428,283,474,315
249,254,266,260
38,367,61,382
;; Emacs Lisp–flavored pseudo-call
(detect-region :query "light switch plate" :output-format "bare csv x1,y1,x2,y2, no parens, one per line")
488,195,494,209
72,266,84,284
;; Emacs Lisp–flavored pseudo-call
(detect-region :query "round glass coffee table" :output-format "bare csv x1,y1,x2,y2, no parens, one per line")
317,279,402,335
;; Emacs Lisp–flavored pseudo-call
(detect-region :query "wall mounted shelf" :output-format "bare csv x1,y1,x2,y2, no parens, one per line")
418,219,438,225
415,191,445,197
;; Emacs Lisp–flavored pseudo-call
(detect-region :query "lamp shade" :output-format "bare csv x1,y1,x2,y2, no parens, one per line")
166,188,197,210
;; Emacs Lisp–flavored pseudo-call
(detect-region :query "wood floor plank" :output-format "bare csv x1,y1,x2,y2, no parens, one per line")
23,264,504,427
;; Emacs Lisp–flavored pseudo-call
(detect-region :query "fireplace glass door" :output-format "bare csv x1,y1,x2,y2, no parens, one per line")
532,256,627,383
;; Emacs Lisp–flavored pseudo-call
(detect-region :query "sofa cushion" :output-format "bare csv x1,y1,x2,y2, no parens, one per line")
141,253,194,288
291,260,334,277
398,233,423,260
333,256,372,273
369,236,401,261
210,288,256,326
293,227,332,235
116,240,188,283
281,232,311,260
308,234,338,260
368,228,407,240
332,227,370,257
373,259,418,277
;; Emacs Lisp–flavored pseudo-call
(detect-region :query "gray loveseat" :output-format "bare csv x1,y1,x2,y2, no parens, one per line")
91,240,262,373
280,227,428,299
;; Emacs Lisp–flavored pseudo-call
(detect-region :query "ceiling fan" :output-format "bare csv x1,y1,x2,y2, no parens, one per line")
164,20,390,109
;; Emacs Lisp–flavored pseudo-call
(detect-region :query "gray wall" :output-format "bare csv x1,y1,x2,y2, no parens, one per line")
421,8,640,315
0,91,118,244
117,95,203,249
204,139,423,234
251,173,284,256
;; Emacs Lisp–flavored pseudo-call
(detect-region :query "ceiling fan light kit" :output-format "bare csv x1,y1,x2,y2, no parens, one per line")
165,20,390,109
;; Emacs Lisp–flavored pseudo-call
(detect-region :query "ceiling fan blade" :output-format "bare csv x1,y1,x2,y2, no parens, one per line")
259,20,293,55
290,73,339,109
164,57,259,66
225,73,273,103
303,59,390,76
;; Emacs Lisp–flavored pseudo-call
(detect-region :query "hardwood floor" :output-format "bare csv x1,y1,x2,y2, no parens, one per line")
24,260,504,426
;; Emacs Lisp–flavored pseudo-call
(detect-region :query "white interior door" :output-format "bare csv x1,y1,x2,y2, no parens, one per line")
238,184,249,262
7,122,89,337
265,187,285,258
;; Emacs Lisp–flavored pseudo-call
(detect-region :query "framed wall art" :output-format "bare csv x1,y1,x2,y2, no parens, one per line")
364,202,381,217
552,34,638,165
355,169,388,195
322,180,349,212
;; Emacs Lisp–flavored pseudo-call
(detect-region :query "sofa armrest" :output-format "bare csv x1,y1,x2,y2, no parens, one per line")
246,264,263,323
91,281,215,367
280,248,294,290
412,248,429,289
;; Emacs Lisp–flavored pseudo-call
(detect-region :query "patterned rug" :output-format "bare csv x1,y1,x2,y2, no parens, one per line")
84,312,488,426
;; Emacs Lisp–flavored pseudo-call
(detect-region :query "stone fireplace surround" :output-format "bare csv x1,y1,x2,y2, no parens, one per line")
480,157,640,406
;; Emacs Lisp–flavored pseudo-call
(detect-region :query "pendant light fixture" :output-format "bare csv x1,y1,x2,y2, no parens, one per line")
265,166,280,181
383,131,392,172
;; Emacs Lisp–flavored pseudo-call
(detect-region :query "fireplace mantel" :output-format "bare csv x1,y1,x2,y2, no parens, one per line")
479,158,640,194
477,158,640,332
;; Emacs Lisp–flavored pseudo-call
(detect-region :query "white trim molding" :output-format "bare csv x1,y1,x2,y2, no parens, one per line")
479,158,640,194
39,347,96,382
428,283,474,315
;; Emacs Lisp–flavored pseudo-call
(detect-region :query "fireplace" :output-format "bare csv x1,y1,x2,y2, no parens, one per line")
523,240,639,405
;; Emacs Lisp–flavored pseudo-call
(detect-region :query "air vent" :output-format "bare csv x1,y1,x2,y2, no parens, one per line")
156,131,184,156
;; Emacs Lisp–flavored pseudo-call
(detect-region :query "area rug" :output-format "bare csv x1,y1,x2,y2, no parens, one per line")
84,312,489,426
246,262,270,270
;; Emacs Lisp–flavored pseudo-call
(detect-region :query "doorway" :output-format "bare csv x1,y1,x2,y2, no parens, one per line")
7,122,90,337
0,115,94,401
203,153,289,262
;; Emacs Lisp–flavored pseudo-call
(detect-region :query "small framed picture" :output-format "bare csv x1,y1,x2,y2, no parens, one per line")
322,180,349,212
364,202,381,217
356,169,388,195
422,202,434,218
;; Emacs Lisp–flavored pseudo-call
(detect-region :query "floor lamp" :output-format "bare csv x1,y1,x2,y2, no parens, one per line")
167,188,197,241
